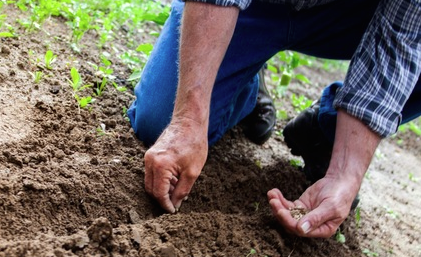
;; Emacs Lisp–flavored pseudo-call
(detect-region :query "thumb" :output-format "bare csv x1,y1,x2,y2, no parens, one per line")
297,204,341,238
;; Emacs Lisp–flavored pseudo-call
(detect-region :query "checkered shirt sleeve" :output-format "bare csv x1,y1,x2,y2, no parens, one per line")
333,0,421,138
184,0,252,10
182,0,335,10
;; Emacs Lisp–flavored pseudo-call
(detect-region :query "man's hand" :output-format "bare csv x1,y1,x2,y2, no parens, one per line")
269,110,381,237
143,3,239,213
144,119,208,213
267,176,358,237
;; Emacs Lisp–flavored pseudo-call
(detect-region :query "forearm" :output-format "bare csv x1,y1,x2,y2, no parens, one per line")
173,2,239,128
326,109,381,190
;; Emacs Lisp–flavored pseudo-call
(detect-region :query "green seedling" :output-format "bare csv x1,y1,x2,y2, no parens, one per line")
355,207,361,228
255,159,262,169
290,158,303,168
335,229,346,244
88,54,117,96
31,71,44,83
74,94,93,108
253,202,260,212
362,248,379,257
96,123,106,136
384,207,398,219
409,172,419,182
269,51,311,88
408,121,421,136
95,77,107,96
291,93,313,113
113,82,127,93
136,43,154,56
246,248,256,257
44,50,57,69
0,31,14,37
67,67,93,108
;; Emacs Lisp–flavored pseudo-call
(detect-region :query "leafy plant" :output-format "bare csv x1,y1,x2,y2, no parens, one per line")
44,50,57,69
269,51,311,88
30,71,43,83
67,67,93,108
291,93,313,113
289,158,303,168
335,229,346,244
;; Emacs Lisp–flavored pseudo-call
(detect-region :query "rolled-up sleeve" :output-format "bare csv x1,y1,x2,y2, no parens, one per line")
333,0,421,138
183,0,252,10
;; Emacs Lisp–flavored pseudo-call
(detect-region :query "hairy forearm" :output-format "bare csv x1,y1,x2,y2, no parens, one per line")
327,109,382,189
173,2,239,128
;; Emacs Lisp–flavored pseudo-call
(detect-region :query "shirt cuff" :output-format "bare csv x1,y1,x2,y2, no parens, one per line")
333,86,401,138
183,0,251,10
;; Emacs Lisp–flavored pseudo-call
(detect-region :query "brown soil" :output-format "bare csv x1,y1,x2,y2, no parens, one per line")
1,5,420,257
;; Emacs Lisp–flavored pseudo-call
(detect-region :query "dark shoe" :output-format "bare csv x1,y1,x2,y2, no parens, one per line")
240,68,276,145
283,101,360,210
283,101,332,183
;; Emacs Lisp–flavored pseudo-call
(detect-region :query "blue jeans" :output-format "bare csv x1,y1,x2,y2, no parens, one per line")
128,0,421,146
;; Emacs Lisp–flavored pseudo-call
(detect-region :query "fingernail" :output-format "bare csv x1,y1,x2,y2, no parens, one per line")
301,221,311,234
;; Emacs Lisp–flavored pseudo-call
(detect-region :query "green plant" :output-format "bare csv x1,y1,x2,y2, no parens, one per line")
31,71,43,83
253,202,260,212
362,248,379,256
289,158,303,168
409,172,419,182
384,207,399,219
246,248,256,257
268,51,311,88
44,50,56,69
67,67,93,108
291,93,313,113
335,229,346,244
355,207,361,228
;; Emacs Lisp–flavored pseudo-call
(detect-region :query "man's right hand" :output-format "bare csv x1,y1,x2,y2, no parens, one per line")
144,119,208,213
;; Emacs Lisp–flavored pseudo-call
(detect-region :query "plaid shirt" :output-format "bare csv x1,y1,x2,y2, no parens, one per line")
185,0,421,138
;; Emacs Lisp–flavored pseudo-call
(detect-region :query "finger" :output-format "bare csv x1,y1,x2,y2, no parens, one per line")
297,204,344,238
170,175,178,186
267,188,295,209
171,170,199,210
269,199,299,230
152,169,176,213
